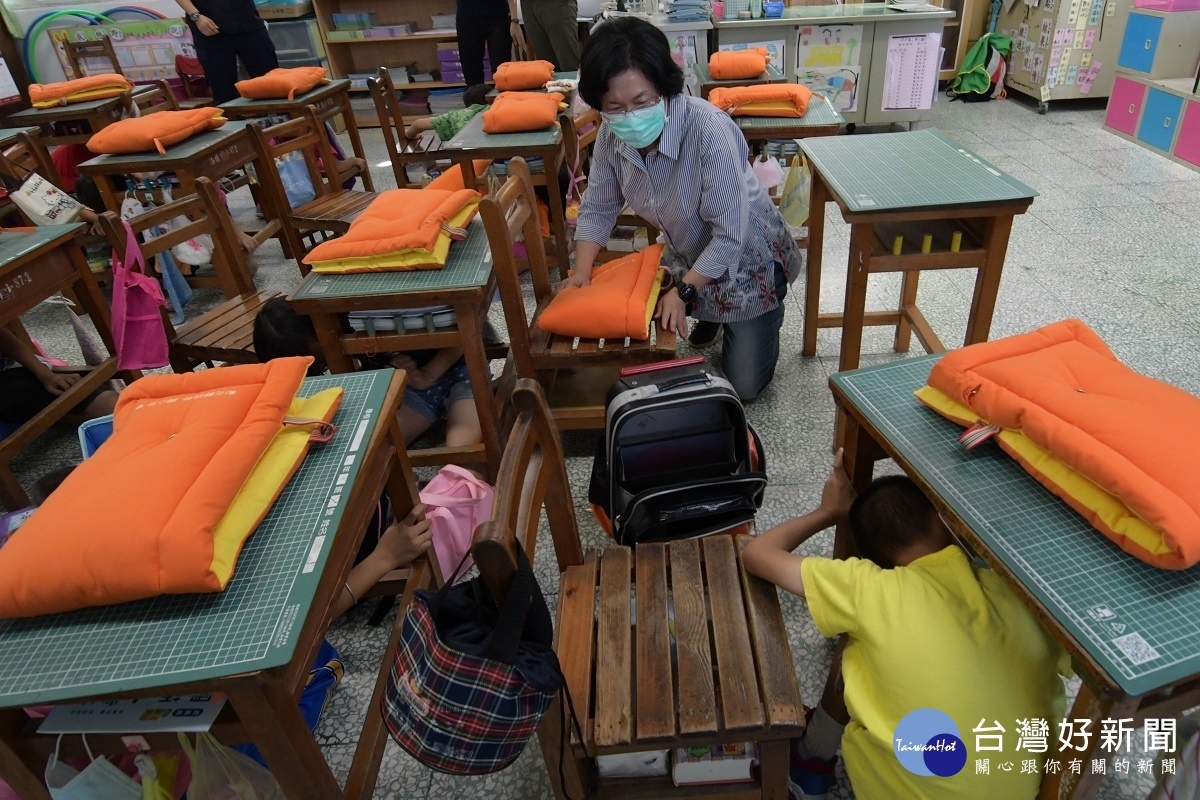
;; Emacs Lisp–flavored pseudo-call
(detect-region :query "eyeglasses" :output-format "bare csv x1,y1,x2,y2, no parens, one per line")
600,96,662,121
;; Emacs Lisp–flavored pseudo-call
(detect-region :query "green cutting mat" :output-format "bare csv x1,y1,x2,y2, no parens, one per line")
78,120,254,167
694,61,786,85
11,95,124,119
220,79,348,111
290,217,492,302
0,226,84,266
446,111,560,150
0,370,393,707
799,129,1038,213
831,356,1200,697
0,127,38,146
737,96,845,129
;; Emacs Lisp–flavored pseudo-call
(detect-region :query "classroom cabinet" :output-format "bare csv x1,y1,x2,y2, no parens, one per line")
1136,87,1184,150
1116,9,1200,78
1176,100,1200,168
1105,75,1147,134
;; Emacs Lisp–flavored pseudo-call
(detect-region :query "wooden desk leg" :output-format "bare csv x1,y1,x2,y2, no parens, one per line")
802,172,829,358
760,739,790,799
340,87,374,193
544,147,570,283
832,410,881,555
836,222,871,376
894,268,921,354
0,709,51,800
964,213,1015,346
226,678,342,800
1036,683,1136,800
308,311,356,374
455,300,503,480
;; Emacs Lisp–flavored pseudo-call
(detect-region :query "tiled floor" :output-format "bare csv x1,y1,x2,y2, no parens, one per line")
10,91,1199,799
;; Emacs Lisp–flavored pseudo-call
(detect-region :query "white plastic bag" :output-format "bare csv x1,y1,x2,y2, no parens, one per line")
178,733,284,800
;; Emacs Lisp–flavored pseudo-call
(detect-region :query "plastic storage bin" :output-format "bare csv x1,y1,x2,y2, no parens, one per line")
265,19,327,62
78,415,114,459
1134,0,1200,10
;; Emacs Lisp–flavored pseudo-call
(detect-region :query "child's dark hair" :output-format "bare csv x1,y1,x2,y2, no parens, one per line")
75,175,104,213
463,84,490,107
253,296,318,363
847,476,939,569
34,465,77,504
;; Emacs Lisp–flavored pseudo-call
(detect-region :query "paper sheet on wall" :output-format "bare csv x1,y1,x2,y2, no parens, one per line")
882,33,941,111
0,59,19,107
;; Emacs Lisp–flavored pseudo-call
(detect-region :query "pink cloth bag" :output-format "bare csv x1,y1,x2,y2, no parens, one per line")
419,466,495,579
110,220,169,370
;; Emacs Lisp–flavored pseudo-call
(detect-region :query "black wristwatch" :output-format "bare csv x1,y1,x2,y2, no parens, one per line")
675,282,698,306
187,11,201,21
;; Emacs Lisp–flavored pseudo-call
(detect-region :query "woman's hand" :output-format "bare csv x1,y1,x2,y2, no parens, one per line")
39,371,80,397
654,289,689,338
557,268,591,292
196,14,219,35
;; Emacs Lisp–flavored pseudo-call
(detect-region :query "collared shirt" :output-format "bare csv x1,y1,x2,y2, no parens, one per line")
575,93,803,323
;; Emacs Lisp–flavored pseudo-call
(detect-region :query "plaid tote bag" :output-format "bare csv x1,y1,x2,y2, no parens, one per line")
382,548,562,775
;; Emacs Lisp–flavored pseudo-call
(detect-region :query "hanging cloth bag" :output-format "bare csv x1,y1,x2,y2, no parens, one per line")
0,153,84,226
110,219,169,370
418,465,495,579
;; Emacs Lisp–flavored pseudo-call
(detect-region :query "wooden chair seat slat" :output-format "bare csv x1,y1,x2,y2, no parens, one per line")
634,543,676,742
594,548,634,747
668,538,719,737
702,536,765,733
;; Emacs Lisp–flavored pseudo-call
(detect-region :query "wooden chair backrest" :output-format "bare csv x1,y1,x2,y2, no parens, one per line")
250,104,344,206
478,157,553,380
369,67,438,189
64,37,123,78
129,79,180,115
472,379,584,603
0,131,62,190
174,55,209,98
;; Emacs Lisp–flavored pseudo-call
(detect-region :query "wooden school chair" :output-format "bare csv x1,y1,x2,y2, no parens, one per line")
173,54,213,110
249,105,377,271
480,157,676,431
127,79,181,115
370,66,456,189
98,176,282,372
63,37,123,78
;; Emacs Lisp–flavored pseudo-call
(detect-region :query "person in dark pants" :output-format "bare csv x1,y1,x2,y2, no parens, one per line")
521,0,580,71
174,0,279,105
456,0,524,87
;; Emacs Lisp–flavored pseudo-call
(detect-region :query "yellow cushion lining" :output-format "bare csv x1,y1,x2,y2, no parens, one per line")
643,270,664,334
32,86,128,108
914,385,1171,558
308,200,479,274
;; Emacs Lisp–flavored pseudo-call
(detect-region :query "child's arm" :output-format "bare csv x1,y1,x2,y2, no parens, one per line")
742,450,854,598
332,503,432,617
390,348,463,391
0,327,78,396
403,117,435,141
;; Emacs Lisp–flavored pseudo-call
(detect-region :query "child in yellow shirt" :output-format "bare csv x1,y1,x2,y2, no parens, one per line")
743,451,1070,800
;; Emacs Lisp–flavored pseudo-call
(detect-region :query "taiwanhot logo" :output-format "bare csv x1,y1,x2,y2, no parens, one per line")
893,708,967,778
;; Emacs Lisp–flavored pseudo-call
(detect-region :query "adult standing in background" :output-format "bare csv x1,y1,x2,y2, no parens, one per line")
458,0,526,87
520,0,581,71
173,0,278,105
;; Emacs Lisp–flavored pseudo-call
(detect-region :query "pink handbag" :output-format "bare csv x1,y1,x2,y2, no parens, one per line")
419,466,495,579
110,220,169,370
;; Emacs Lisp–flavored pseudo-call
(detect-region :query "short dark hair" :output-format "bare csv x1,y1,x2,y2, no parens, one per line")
578,17,684,109
847,476,939,569
463,83,490,107
75,175,103,213
34,465,76,504
253,296,318,363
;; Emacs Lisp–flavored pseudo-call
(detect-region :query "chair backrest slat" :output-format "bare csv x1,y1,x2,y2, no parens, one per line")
65,38,123,78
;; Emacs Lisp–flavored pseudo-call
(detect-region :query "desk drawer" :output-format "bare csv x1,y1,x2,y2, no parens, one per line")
1105,77,1147,136
1136,87,1183,152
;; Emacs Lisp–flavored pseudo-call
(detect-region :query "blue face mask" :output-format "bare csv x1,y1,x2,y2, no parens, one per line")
603,99,667,149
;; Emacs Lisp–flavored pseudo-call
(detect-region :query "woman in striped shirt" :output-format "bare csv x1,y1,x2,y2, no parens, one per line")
569,17,803,401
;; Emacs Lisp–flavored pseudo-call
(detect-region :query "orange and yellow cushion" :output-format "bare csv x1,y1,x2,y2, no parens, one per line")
482,92,564,134
303,187,480,273
917,319,1200,569
424,159,491,192
235,66,329,100
537,244,666,341
29,74,132,108
86,107,226,155
708,48,768,80
708,84,813,118
0,358,342,617
493,60,555,91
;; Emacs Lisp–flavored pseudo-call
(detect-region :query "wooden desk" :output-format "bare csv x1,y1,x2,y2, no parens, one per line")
735,95,844,145
829,356,1200,800
0,225,127,508
693,60,786,99
0,127,39,150
220,79,374,193
8,92,132,148
799,129,1036,376
0,369,430,800
443,113,569,275
288,219,503,479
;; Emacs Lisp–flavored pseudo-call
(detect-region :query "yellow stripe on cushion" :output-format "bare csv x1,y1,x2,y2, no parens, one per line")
209,387,344,585
914,385,1172,559
308,200,478,274
643,270,664,336
32,87,128,108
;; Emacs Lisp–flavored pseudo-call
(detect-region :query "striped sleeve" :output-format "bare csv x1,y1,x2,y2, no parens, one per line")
691,113,751,281
575,127,623,247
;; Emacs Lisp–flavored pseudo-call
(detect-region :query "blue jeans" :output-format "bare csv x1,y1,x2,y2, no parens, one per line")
720,264,787,402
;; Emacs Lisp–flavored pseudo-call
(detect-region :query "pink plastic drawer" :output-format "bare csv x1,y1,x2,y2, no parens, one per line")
1134,0,1200,10
1106,76,1147,136
1176,99,1200,167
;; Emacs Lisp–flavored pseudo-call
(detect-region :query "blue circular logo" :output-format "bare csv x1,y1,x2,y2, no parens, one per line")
893,708,967,777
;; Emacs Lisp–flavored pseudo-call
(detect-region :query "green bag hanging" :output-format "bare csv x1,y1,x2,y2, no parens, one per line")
950,33,1013,101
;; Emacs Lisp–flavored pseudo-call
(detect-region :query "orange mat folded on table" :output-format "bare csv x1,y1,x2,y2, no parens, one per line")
29,74,132,108
916,319,1200,570
482,91,564,134
0,358,342,617
425,159,491,192
235,66,329,100
87,107,226,155
493,60,555,91
708,48,768,80
708,84,813,117
538,244,666,341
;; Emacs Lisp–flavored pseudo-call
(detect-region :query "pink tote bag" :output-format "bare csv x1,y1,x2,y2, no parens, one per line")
419,466,495,579
110,220,169,370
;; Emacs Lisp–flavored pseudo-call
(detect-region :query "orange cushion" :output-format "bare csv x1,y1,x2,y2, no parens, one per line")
86,108,226,155
493,60,555,91
425,159,491,192
708,84,813,117
235,66,329,101
482,91,563,134
303,187,480,265
0,358,326,617
920,319,1200,570
538,244,666,341
29,74,131,108
708,49,768,80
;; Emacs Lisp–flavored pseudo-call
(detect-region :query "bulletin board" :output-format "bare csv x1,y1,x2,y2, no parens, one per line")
51,20,196,82
796,24,863,113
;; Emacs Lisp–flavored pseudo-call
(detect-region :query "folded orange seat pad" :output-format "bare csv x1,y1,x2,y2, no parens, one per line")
493,60,555,91
425,159,491,192
482,92,564,134
0,357,343,618
29,74,132,108
708,48,768,80
303,187,480,273
915,319,1200,570
708,84,813,117
538,244,666,341
235,66,330,100
87,107,226,155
